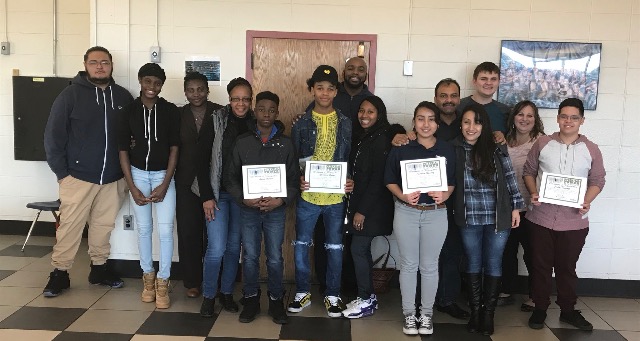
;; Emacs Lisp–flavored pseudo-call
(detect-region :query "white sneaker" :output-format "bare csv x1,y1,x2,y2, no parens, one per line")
417,314,434,335
342,297,376,319
403,314,418,335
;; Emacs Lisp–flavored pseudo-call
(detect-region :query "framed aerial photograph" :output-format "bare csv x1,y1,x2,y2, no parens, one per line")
498,40,602,110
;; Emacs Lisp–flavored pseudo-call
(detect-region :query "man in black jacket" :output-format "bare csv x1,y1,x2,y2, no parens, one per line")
224,91,299,325
43,46,133,297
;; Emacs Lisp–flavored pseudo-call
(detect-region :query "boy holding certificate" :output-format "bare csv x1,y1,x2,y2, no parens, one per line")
289,65,353,318
224,91,299,325
523,98,606,331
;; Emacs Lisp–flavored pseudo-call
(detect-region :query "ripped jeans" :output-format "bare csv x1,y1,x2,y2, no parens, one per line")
293,197,345,297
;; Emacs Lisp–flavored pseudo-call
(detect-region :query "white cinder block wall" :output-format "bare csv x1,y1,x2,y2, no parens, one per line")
0,0,638,280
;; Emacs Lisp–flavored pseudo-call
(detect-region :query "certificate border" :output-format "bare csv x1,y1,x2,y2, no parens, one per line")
241,164,287,200
400,157,449,193
538,172,587,209
304,161,347,194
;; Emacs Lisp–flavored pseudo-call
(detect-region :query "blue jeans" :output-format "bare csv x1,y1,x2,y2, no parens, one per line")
202,191,241,299
130,166,176,280
294,197,344,297
241,206,286,299
460,224,510,276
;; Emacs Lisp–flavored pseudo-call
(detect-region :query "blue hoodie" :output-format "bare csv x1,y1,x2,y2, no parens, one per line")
44,71,134,184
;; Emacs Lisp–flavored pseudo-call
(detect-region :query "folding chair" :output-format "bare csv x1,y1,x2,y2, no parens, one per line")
23,200,61,252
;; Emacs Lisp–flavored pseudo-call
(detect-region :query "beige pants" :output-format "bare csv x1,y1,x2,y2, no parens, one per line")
51,176,126,270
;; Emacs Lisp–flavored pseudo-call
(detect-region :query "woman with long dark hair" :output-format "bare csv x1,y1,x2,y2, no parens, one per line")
384,101,456,336
341,96,395,319
451,104,524,336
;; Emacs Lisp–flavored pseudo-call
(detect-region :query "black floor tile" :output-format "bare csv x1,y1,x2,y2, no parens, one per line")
422,323,491,340
280,316,351,341
0,244,52,258
0,306,85,331
550,328,627,341
53,331,133,341
0,270,15,281
136,311,217,336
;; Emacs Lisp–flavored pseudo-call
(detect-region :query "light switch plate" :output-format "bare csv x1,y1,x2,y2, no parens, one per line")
403,60,413,76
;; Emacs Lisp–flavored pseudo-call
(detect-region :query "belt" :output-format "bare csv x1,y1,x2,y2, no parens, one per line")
398,201,446,211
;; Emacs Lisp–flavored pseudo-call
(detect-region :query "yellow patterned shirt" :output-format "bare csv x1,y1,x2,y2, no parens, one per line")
301,111,344,206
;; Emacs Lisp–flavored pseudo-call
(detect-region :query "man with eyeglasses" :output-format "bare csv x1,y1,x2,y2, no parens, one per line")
43,46,133,297
523,98,605,332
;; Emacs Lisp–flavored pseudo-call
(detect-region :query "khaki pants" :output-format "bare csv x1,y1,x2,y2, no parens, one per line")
52,176,126,270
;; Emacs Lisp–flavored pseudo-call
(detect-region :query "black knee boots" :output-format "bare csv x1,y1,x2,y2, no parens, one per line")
481,275,500,336
465,273,482,333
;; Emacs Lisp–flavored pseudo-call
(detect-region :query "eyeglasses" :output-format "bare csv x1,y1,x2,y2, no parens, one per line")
558,114,582,122
230,97,252,103
86,60,112,67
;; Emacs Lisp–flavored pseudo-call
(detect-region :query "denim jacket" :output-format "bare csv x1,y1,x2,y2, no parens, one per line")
291,107,352,163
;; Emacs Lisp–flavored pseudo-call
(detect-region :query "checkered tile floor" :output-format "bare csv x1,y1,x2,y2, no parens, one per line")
0,235,638,340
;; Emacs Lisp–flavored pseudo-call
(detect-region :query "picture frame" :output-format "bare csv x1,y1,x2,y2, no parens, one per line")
498,40,602,110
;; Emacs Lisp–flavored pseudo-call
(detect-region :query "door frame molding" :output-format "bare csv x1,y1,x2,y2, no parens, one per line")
246,30,378,93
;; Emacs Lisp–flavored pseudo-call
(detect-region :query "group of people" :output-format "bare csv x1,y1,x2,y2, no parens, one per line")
42,46,605,337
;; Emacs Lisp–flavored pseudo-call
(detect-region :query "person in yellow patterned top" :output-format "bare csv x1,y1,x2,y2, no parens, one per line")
288,65,353,318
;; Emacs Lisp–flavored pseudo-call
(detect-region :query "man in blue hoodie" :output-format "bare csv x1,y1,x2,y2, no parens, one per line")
43,46,134,297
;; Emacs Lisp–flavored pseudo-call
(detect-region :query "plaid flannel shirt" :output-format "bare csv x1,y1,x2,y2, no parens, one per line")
462,143,524,225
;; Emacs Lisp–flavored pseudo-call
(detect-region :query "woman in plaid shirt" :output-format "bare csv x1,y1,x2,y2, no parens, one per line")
451,104,524,336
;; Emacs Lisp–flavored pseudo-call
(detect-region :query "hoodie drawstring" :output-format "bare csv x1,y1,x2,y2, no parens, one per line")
94,87,99,105
109,86,114,110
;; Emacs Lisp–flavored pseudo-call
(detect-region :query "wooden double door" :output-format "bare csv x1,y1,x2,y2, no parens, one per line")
246,31,377,281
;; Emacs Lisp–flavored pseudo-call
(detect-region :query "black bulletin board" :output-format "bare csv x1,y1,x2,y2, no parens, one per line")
13,76,72,161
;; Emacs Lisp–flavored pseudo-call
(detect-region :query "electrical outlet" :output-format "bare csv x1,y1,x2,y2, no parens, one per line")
1,42,10,55
150,46,161,63
123,215,134,230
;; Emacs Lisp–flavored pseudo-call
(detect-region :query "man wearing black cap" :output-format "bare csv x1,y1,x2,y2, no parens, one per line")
43,46,133,297
288,65,353,318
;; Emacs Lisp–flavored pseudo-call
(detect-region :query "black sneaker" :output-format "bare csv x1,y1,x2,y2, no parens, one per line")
324,295,345,318
528,309,547,329
200,297,215,318
239,295,260,323
221,293,239,312
560,310,593,331
268,292,289,324
43,269,70,297
88,263,124,288
436,303,470,320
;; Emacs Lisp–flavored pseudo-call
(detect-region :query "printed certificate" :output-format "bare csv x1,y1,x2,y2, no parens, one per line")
400,157,448,193
538,172,587,208
242,164,287,199
304,161,347,194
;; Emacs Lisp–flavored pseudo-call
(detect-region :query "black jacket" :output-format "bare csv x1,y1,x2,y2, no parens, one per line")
44,71,133,184
175,101,223,188
223,120,300,207
344,123,396,237
451,136,514,231
117,97,180,171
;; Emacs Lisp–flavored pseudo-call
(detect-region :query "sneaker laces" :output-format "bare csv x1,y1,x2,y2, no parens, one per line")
326,295,340,306
294,292,308,302
404,314,417,328
419,315,433,328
